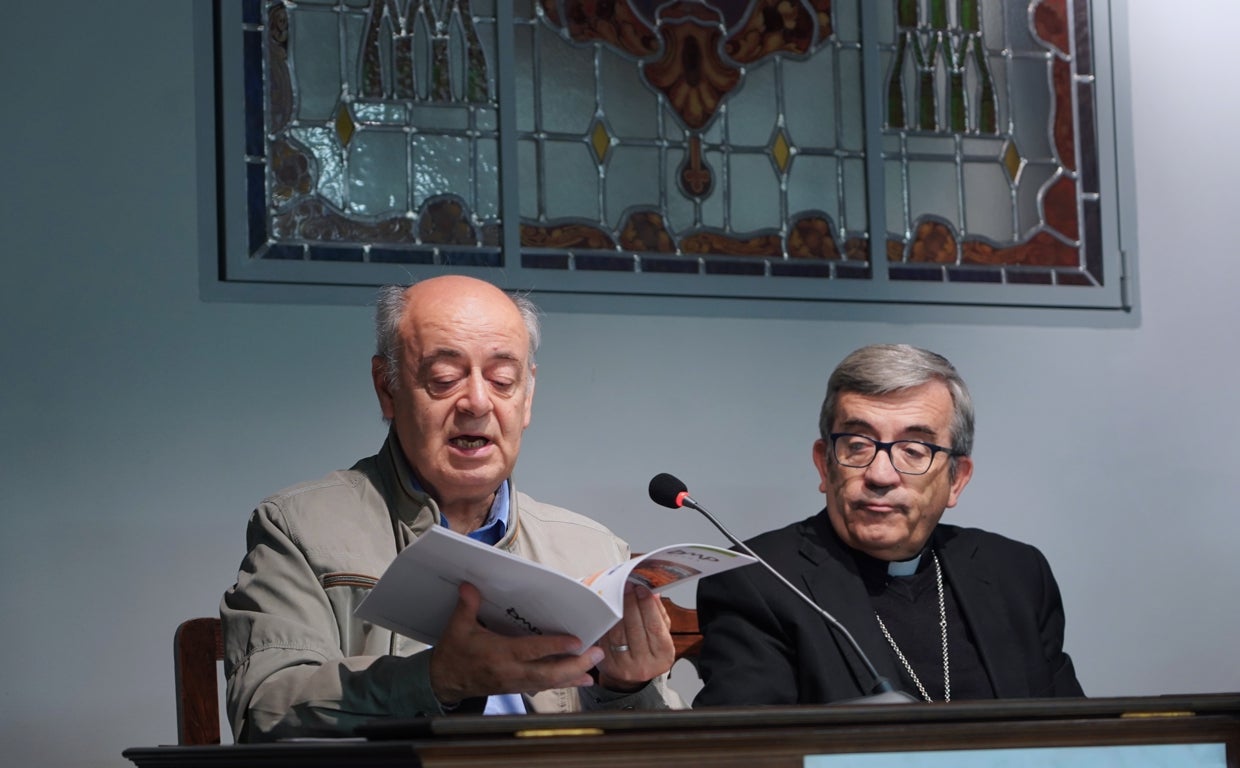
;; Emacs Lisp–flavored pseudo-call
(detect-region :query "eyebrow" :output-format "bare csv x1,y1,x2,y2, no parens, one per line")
419,347,520,362
838,418,942,441
415,348,523,371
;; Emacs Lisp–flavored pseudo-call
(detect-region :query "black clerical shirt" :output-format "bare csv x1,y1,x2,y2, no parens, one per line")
854,548,996,701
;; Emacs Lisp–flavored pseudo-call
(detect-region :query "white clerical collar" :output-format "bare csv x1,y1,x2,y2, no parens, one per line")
886,552,923,578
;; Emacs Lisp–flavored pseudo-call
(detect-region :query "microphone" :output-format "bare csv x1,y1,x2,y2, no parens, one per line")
648,472,917,704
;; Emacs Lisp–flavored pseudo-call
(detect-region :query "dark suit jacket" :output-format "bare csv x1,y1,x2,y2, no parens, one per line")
694,511,1083,705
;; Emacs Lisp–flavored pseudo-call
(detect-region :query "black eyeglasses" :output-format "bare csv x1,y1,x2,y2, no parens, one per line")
829,433,958,476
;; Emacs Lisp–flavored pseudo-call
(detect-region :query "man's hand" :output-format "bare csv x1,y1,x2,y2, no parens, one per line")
595,584,675,693
428,582,605,706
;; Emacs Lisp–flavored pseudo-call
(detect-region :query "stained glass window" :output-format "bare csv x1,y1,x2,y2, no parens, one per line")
202,0,1127,309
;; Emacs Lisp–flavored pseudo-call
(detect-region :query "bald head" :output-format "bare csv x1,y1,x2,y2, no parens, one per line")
375,276,541,393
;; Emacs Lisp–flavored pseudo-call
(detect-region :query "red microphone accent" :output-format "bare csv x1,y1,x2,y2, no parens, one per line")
674,490,689,508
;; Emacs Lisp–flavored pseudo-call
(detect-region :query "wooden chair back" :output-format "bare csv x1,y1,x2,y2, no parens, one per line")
174,599,702,745
663,597,704,667
174,617,225,745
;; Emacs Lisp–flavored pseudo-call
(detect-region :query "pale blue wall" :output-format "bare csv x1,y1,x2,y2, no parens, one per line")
3,3,1238,767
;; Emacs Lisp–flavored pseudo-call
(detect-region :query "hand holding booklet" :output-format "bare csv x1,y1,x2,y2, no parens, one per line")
354,525,756,653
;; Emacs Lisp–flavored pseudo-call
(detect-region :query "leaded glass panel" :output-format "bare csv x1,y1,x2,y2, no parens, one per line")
240,0,505,268
205,0,1125,309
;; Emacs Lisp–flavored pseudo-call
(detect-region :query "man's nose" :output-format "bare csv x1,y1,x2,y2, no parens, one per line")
457,371,494,416
863,447,902,484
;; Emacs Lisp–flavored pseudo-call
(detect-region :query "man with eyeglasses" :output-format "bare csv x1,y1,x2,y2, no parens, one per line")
693,344,1083,705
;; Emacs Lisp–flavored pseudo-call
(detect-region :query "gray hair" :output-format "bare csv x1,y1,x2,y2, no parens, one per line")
819,344,974,472
374,283,542,391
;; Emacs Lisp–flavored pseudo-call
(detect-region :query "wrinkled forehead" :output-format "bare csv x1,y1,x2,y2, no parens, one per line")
833,383,955,434
401,287,530,364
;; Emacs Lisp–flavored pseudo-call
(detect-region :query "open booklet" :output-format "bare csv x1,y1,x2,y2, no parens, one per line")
354,525,756,653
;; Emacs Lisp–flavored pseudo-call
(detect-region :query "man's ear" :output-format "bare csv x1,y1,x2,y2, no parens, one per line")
946,454,974,508
521,364,536,429
371,355,395,420
812,439,830,494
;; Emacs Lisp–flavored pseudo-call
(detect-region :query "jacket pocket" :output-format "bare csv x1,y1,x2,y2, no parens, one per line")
320,572,378,589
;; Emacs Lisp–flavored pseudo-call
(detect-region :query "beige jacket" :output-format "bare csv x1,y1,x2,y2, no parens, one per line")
221,434,683,742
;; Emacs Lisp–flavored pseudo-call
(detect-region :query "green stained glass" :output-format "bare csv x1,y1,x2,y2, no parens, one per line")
898,0,918,26
961,0,979,32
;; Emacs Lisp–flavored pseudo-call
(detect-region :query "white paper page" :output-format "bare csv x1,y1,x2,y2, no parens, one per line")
582,543,757,607
354,526,621,652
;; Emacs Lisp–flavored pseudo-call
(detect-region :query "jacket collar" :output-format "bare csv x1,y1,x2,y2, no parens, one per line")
798,512,907,695
933,528,1029,697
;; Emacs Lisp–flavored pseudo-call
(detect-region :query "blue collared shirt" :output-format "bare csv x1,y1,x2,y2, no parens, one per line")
439,479,510,546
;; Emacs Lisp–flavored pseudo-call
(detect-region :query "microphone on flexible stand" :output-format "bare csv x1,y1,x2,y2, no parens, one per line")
648,472,917,704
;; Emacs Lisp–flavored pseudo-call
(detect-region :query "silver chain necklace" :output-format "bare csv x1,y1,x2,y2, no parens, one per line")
874,551,950,703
